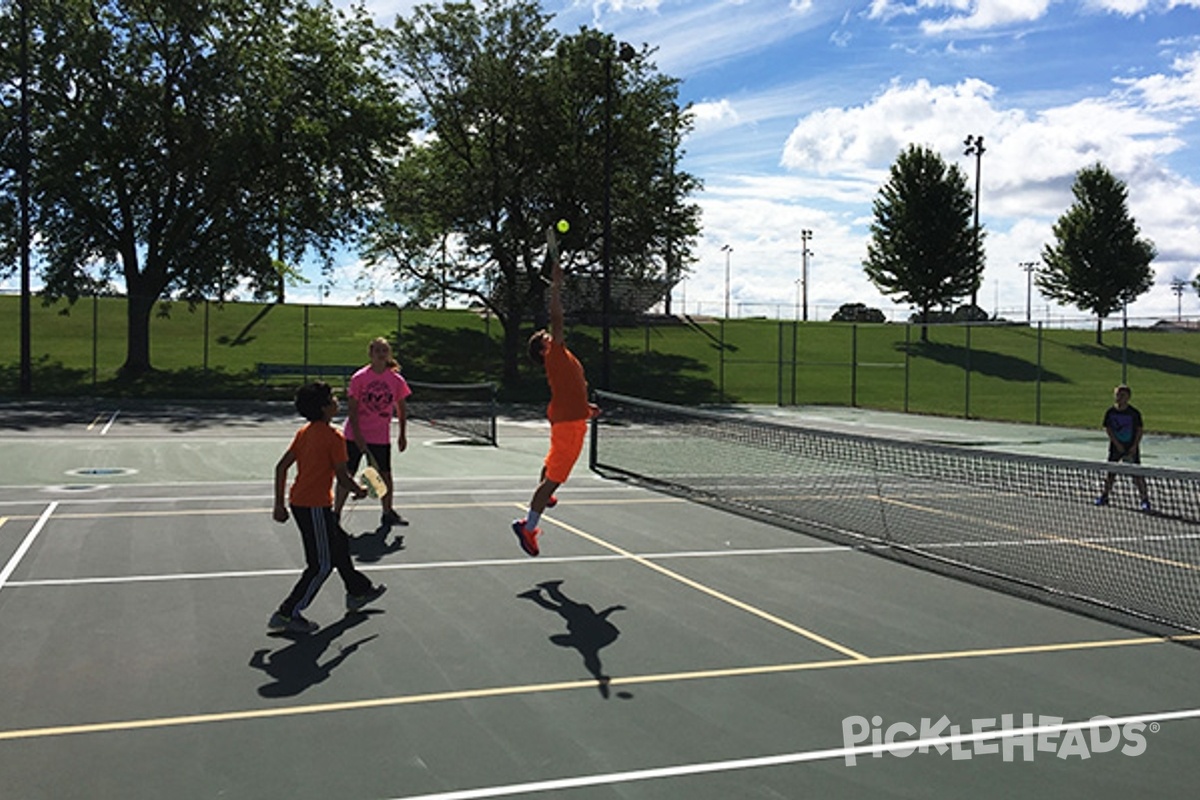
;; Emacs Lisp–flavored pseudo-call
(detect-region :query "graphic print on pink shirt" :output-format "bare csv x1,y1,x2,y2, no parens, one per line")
345,367,411,445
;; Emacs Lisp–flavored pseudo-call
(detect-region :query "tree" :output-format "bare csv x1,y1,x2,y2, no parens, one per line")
831,302,885,323
863,145,981,342
368,0,701,384
6,0,413,376
1038,163,1155,345
0,0,25,277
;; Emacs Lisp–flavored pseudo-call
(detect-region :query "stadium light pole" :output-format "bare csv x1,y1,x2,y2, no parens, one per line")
1020,261,1037,324
721,244,732,319
1171,277,1187,321
963,135,986,313
800,229,813,322
586,36,635,391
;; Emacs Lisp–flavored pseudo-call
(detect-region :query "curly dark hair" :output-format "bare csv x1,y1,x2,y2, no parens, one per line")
295,381,334,421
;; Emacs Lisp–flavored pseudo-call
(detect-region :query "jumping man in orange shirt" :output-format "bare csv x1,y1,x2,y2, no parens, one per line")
512,250,599,556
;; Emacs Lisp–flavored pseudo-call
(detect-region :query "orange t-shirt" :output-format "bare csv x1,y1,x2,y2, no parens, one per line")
545,339,591,423
286,420,348,507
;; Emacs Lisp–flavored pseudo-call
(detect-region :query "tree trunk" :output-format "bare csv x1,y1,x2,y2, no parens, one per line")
502,311,522,384
119,290,156,377
1095,317,1104,346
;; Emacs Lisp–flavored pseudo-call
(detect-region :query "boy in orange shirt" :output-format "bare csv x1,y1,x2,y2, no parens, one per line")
270,381,387,633
512,252,599,556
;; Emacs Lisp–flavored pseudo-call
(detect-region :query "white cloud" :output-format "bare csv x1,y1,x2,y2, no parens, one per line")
689,99,741,134
780,78,1011,174
921,0,1056,34
1117,51,1200,111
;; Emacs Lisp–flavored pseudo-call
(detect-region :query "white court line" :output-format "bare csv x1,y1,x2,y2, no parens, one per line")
0,482,640,504
2,546,853,588
387,707,1200,800
0,502,58,591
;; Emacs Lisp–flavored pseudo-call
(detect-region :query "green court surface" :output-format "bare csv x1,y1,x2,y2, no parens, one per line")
0,400,1198,799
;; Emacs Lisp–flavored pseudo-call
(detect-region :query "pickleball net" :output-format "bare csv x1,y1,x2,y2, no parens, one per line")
589,390,1200,638
407,381,498,446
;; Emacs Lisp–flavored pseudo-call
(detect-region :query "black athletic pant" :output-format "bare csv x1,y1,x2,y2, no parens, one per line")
278,505,372,617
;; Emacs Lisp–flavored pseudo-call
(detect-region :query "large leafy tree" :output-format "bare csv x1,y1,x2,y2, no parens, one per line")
0,0,26,277
370,0,701,384
1038,163,1156,344
4,0,413,377
863,144,981,341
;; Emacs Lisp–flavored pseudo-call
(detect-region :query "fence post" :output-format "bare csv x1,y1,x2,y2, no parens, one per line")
851,324,858,407
1036,321,1043,425
718,318,726,404
303,304,310,381
903,323,910,413
964,323,972,419
776,321,784,406
791,320,798,405
92,292,98,390
1122,309,1129,384
203,299,210,374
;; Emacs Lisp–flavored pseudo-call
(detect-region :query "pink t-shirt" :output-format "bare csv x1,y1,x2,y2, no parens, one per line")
344,366,411,445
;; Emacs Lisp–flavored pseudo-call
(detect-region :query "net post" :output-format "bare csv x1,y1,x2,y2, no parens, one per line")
589,407,599,470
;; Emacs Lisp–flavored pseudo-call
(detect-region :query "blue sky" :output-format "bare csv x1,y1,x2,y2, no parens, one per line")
323,0,1200,325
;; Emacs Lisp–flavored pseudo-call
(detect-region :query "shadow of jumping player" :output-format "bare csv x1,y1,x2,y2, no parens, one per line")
518,580,628,699
348,525,406,564
249,611,380,698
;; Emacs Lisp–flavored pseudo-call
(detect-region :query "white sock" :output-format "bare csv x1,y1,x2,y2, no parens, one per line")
526,509,541,530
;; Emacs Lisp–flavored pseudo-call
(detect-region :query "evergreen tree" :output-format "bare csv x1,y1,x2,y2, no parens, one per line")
1038,163,1155,345
863,145,981,342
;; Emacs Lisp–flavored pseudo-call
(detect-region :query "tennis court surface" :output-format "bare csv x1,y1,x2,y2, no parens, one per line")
1,398,1198,799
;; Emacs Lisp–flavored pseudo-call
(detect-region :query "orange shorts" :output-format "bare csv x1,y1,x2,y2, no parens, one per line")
544,420,588,484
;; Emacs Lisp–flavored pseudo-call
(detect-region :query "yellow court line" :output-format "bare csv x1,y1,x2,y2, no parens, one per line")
2,632,1195,743
537,510,869,661
0,517,7,530
877,496,1200,573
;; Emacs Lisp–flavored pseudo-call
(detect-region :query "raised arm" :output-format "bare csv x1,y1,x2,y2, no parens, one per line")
549,256,564,342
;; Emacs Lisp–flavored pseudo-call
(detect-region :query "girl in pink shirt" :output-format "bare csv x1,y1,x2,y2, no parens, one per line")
335,337,412,530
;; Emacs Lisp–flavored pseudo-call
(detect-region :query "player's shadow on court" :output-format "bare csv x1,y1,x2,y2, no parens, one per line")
249,611,380,698
518,580,631,700
348,528,406,563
